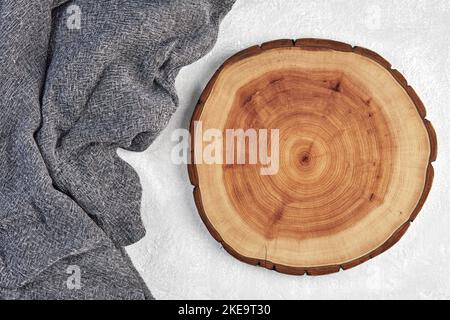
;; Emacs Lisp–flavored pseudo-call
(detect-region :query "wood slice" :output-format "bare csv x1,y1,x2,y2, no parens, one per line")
189,39,437,275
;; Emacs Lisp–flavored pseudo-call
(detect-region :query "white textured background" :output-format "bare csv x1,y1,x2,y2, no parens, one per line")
122,0,450,299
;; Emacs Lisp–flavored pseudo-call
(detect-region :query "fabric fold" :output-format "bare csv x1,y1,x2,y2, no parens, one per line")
1,0,235,299
0,0,107,291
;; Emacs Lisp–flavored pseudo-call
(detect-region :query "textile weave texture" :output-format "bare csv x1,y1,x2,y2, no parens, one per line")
0,0,235,299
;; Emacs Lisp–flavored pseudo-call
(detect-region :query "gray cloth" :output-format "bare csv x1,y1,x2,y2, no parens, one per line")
0,0,235,299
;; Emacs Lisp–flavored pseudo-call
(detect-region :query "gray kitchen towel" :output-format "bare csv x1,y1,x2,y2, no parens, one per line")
0,0,235,299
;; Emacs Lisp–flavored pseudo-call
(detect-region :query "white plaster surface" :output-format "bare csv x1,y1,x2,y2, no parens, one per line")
122,0,450,299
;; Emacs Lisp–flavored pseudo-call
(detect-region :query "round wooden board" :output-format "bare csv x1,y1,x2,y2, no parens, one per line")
188,39,437,275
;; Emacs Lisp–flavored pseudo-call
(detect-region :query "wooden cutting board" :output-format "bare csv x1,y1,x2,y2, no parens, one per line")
188,39,437,275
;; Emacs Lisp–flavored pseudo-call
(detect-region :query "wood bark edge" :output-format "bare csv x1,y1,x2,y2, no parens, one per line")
187,38,437,275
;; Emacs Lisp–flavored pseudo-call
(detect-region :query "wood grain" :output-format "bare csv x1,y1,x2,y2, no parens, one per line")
188,39,437,275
